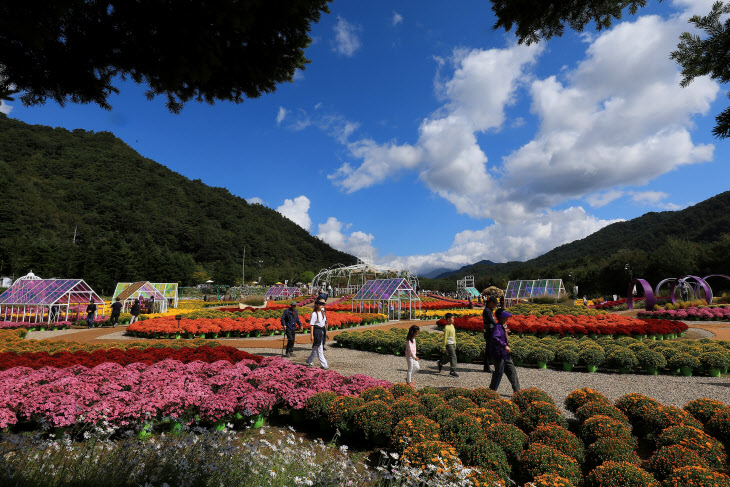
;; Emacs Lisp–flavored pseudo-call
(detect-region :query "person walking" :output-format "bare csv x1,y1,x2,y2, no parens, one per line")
482,296,499,373
489,309,521,393
306,301,329,369
437,313,458,377
405,325,421,387
317,289,329,303
85,299,97,328
281,301,302,357
110,297,122,327
130,299,141,324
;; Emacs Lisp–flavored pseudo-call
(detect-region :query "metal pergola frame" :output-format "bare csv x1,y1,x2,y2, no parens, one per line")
504,279,566,308
0,274,105,324
351,278,421,321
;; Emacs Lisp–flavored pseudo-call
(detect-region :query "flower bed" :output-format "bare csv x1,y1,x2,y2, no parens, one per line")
0,356,390,431
127,311,385,338
439,314,688,337
507,304,608,317
639,306,730,321
0,345,262,370
592,297,645,310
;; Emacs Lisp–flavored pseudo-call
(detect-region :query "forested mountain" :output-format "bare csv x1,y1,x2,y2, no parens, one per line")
422,191,730,297
0,114,355,294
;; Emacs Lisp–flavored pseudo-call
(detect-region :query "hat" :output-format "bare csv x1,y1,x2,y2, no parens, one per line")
290,301,297,306
486,296,498,305
495,309,512,319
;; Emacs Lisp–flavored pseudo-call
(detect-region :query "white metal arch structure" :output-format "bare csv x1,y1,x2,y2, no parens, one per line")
311,262,419,297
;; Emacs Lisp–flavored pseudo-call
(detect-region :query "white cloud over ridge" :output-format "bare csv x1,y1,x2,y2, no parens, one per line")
246,197,265,206
276,196,312,231
317,217,376,257
333,17,361,57
0,100,11,115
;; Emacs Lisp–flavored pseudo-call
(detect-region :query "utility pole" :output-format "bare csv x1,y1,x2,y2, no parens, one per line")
71,225,80,244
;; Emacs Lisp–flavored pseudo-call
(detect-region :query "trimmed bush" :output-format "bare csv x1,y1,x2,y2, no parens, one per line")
486,399,521,425
304,391,337,422
579,347,606,368
529,424,585,463
565,388,611,414
512,387,556,411
417,386,442,396
458,437,510,481
579,415,636,447
700,351,729,371
615,393,662,435
636,349,667,370
668,352,701,371
353,400,392,445
484,422,527,463
389,383,418,400
391,397,427,427
465,407,501,429
470,387,500,406
418,393,446,411
440,413,485,450
555,347,579,366
661,466,730,487
402,440,461,470
706,408,730,443
391,415,441,453
528,474,574,487
443,387,473,401
649,406,703,435
529,347,555,365
607,348,638,371
575,401,630,425
519,401,568,433
585,437,641,470
429,405,457,425
519,443,581,486
684,398,729,426
360,386,394,403
647,445,708,481
327,396,364,432
585,461,659,487
656,425,727,469
447,396,477,411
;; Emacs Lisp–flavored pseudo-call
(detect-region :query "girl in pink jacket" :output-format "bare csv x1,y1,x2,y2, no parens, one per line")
405,325,420,387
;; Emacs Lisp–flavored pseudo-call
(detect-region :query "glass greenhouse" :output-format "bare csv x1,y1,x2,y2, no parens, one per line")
456,275,481,300
113,281,168,314
504,279,566,307
351,278,421,321
265,286,302,301
113,282,179,308
0,273,105,324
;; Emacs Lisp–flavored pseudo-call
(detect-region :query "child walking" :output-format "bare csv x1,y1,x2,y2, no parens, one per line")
438,313,459,377
405,325,420,387
489,308,521,393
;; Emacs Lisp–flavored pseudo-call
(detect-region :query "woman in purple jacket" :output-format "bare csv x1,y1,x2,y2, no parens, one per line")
488,309,521,393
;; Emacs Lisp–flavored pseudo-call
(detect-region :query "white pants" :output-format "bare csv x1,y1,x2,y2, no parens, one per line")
406,356,419,383
307,343,328,368
130,315,139,323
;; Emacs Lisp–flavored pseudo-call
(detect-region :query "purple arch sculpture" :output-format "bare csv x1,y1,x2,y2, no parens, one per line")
654,278,677,301
627,279,656,310
677,276,711,305
701,275,730,304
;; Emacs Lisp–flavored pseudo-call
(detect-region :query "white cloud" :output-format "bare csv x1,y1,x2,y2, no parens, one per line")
276,196,312,231
333,17,361,57
392,12,403,26
246,197,265,206
586,190,624,208
0,100,11,115
630,190,669,205
382,208,622,274
276,107,287,125
317,217,376,257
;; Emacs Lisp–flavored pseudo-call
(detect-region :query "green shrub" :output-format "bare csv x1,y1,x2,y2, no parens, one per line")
512,387,556,412
528,424,585,463
486,399,521,425
706,408,730,443
607,348,638,370
528,474,574,487
418,386,442,396
615,393,662,434
519,443,581,486
585,437,641,470
429,405,457,425
519,401,568,433
668,352,701,370
575,402,630,425
469,387,500,407
389,383,417,400
661,466,730,487
465,407,501,429
391,415,441,453
700,351,729,370
579,347,606,367
555,348,579,365
564,388,611,414
440,412,485,451
402,440,460,470
304,391,337,422
447,396,477,411
360,386,394,403
579,415,636,447
390,397,427,427
649,406,703,435
635,349,667,369
529,347,555,365
443,387,473,401
418,393,446,411
484,422,527,463
585,461,659,487
511,344,532,364
327,396,364,432
684,398,729,426
242,295,266,306
353,400,392,445
458,437,510,481
647,445,708,481
657,425,727,469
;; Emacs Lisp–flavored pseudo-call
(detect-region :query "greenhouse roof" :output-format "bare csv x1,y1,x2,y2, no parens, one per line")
114,282,178,299
265,286,301,298
116,282,166,302
352,278,418,301
505,279,565,299
465,287,481,298
0,279,103,306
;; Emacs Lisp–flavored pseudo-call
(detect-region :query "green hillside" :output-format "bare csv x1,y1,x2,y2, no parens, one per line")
0,114,355,294
423,192,730,297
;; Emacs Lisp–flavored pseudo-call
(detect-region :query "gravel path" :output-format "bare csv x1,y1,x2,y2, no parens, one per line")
250,345,730,413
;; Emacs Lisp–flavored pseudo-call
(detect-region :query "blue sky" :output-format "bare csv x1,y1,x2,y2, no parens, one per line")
3,0,729,274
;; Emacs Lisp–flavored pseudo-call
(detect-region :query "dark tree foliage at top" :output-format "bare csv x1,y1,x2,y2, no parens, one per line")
491,0,730,139
0,0,331,113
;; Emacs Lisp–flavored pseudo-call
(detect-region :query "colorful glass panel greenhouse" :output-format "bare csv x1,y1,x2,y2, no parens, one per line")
265,286,302,301
351,278,420,321
504,279,566,307
0,278,104,324
114,282,179,308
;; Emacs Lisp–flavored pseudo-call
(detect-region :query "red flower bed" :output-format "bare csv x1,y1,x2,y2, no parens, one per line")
0,345,262,370
438,314,687,337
